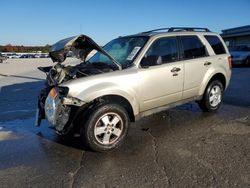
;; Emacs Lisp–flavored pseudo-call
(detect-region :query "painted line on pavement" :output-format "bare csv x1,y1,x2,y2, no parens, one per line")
0,109,36,115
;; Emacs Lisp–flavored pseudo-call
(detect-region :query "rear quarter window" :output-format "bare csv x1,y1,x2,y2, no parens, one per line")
204,35,226,55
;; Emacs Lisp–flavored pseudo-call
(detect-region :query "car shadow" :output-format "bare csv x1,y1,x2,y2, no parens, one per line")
0,81,89,150
0,81,44,121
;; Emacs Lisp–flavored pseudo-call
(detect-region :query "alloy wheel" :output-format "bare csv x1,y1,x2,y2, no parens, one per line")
94,112,123,145
209,85,222,107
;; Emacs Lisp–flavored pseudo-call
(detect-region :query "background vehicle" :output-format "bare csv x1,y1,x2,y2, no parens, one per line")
36,27,231,152
20,54,36,58
0,53,7,63
40,53,49,58
229,45,250,66
6,53,20,58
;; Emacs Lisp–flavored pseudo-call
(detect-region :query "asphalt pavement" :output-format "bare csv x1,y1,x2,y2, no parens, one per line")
0,60,249,187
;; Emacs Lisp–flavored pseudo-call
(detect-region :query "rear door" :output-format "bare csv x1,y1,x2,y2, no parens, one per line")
179,35,211,99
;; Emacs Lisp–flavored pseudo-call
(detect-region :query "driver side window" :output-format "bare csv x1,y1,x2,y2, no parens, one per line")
141,37,179,67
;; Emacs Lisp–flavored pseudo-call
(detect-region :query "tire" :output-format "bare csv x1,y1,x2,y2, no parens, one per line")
198,80,224,112
0,59,3,63
81,103,129,152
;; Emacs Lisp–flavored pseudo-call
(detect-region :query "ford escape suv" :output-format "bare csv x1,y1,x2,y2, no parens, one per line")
36,27,231,152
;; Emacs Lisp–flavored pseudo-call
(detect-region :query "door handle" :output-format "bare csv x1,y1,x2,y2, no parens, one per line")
204,61,212,66
171,67,181,72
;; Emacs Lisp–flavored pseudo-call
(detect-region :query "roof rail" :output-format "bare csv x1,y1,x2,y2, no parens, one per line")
168,27,210,32
141,27,210,33
141,28,171,33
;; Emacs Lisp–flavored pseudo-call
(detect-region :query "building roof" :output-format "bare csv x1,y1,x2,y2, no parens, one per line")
221,25,250,38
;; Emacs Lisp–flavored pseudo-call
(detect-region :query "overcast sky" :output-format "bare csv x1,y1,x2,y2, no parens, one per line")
1,0,249,46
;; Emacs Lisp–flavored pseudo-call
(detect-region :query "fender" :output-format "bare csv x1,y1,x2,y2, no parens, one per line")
76,82,140,116
61,67,141,116
198,65,229,96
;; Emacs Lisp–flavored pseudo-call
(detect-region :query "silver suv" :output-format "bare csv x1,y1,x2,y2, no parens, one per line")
36,27,232,152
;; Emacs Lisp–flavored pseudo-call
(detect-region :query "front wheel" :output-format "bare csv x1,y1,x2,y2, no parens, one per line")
81,103,129,152
198,80,224,112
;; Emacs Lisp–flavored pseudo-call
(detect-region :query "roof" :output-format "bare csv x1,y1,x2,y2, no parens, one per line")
221,25,250,38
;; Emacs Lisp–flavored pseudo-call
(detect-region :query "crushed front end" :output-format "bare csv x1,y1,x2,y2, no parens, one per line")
35,34,121,134
36,86,69,133
44,87,71,131
36,86,85,134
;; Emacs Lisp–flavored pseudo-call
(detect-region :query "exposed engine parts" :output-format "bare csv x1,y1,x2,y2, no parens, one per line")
39,62,115,86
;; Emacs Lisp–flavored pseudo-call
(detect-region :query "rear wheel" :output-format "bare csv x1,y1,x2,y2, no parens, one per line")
198,80,224,112
0,59,3,63
81,103,129,152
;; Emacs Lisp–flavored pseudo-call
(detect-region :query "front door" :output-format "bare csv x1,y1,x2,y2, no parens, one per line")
138,37,184,112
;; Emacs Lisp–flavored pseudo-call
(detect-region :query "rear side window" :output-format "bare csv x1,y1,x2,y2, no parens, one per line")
180,36,206,59
204,35,226,55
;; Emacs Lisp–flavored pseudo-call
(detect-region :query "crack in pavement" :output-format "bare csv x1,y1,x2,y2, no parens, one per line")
234,115,250,125
68,150,85,188
147,130,170,186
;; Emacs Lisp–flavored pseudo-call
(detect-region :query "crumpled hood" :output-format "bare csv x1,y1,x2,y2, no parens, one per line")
49,34,121,69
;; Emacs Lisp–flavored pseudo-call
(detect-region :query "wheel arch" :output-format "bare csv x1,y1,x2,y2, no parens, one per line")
87,94,136,122
199,72,227,96
209,73,226,89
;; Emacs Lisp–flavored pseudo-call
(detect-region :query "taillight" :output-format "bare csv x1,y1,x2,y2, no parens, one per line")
228,56,232,69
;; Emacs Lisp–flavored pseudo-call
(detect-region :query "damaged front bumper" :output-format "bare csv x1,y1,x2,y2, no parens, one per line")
35,87,85,134
45,92,71,132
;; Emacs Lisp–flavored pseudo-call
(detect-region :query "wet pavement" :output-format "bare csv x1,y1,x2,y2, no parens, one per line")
0,62,250,187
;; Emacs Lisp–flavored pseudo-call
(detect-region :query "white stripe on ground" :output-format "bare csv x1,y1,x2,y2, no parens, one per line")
0,131,21,141
0,109,35,114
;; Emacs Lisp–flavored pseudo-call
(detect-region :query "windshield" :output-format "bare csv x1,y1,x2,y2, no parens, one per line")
88,36,148,68
230,46,250,52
